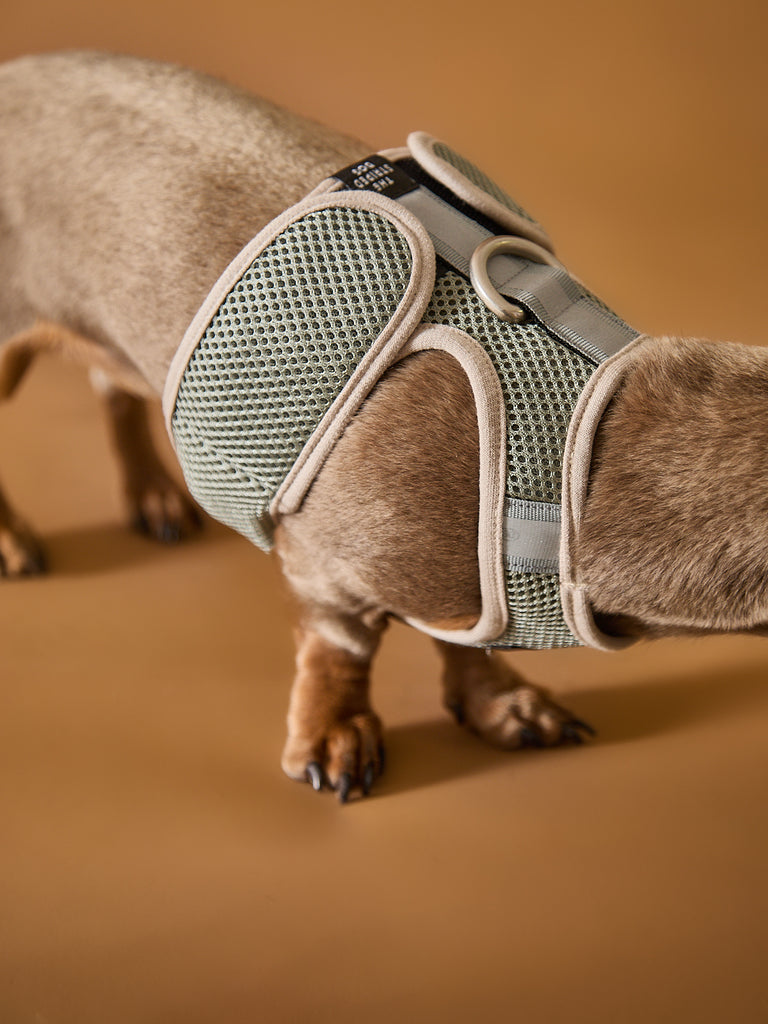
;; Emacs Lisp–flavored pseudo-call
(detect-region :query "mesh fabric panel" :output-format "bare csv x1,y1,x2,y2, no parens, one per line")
501,571,579,648
423,270,594,648
424,271,595,503
432,141,537,225
172,207,413,549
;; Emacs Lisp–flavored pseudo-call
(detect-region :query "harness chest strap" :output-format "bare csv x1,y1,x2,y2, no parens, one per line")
560,336,646,651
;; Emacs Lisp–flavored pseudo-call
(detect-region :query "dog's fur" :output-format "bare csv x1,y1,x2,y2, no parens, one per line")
2,52,765,800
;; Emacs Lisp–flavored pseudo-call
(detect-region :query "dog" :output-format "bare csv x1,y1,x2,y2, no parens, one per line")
3,52,765,803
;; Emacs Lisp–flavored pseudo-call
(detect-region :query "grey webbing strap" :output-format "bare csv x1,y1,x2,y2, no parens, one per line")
397,185,638,362
503,499,560,573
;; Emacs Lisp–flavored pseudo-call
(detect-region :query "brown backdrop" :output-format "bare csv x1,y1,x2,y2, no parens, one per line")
2,2,768,1021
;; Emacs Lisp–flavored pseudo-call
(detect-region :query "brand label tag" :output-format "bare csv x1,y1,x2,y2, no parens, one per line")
334,155,418,200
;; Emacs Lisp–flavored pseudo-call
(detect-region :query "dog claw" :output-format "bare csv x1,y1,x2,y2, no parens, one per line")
570,717,596,737
337,772,353,805
0,554,46,577
131,512,149,535
306,762,324,792
159,522,181,544
131,503,199,545
0,532,47,578
446,700,465,725
362,762,376,797
25,549,47,574
562,724,585,745
520,726,544,748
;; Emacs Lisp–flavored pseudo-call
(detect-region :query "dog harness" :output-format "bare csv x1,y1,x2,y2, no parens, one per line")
163,133,644,651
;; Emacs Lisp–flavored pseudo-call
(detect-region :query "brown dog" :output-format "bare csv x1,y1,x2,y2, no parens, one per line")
2,52,762,803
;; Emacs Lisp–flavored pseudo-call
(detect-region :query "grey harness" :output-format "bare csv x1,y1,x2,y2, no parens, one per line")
163,134,641,650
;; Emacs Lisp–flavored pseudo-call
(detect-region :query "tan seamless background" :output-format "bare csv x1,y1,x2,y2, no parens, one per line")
2,2,768,1022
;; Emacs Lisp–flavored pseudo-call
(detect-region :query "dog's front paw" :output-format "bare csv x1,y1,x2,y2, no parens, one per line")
129,479,202,544
440,646,595,751
452,679,594,750
0,522,46,578
281,711,385,804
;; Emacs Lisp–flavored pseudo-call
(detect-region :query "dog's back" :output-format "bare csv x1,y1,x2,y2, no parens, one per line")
0,52,367,388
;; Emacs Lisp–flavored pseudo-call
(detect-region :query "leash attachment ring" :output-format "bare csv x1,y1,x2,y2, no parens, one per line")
470,235,566,324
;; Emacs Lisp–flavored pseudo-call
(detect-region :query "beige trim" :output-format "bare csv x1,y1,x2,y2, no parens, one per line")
407,132,555,254
377,146,412,163
560,335,651,651
397,324,508,646
162,189,433,438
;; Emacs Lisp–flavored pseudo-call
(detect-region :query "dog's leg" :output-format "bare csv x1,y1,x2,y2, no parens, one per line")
0,320,200,546
91,372,201,544
0,486,46,578
0,326,50,577
436,642,594,748
280,604,386,803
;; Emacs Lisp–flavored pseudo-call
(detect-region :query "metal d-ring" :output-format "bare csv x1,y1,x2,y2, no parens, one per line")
469,235,566,324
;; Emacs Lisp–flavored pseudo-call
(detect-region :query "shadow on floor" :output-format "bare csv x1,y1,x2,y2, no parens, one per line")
373,659,768,797
35,519,229,576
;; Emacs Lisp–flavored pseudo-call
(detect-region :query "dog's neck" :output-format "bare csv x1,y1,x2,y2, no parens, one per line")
578,335,768,639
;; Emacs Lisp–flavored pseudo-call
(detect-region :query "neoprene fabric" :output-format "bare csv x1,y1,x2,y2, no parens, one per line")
2,1,768,1021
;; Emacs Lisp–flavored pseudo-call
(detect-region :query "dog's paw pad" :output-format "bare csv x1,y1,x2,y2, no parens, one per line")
0,525,46,579
130,483,202,544
283,712,385,803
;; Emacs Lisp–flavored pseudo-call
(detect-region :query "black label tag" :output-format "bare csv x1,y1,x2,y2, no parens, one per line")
334,155,418,200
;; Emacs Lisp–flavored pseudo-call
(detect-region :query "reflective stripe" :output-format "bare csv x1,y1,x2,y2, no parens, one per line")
397,185,637,361
503,499,561,574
